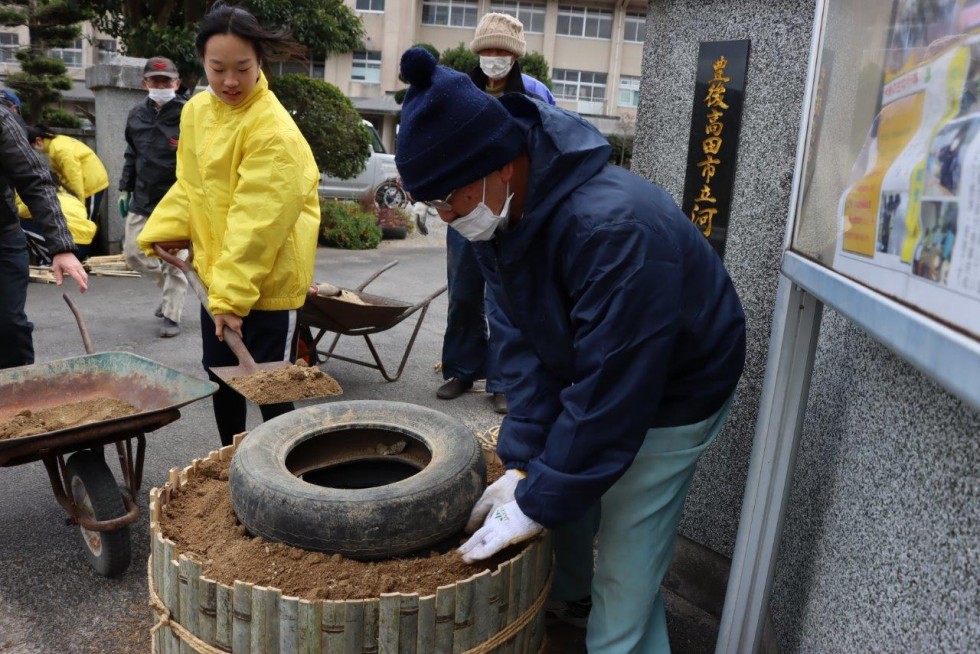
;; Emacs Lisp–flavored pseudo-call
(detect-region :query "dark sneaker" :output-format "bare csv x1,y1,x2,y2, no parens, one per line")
545,597,591,629
436,377,473,400
159,318,180,338
154,302,164,318
492,393,508,414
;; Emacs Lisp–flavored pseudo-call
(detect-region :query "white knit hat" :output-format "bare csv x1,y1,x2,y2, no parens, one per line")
470,13,526,57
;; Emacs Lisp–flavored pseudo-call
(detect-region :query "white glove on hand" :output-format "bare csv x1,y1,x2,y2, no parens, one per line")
465,469,525,533
458,500,543,563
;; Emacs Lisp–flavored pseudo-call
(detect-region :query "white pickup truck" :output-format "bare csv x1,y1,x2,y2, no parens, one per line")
318,121,408,208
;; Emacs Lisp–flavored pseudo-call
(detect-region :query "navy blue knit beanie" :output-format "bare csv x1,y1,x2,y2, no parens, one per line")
396,47,526,202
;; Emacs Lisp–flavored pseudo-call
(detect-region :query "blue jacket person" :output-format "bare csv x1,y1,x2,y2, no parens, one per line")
395,48,746,653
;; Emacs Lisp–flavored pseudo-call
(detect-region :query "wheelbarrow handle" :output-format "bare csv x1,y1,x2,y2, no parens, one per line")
153,243,258,370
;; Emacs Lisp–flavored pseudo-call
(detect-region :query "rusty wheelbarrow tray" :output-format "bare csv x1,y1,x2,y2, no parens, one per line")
298,260,447,382
0,351,217,576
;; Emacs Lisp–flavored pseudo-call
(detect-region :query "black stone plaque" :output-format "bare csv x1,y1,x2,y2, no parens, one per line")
681,39,751,259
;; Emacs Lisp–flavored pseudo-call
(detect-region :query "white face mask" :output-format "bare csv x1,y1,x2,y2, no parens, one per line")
148,88,177,105
480,55,514,80
451,178,512,241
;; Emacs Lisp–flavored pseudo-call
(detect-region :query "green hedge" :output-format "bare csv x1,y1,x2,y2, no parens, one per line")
319,199,381,250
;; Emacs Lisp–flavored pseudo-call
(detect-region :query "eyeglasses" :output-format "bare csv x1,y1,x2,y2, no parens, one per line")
424,190,456,211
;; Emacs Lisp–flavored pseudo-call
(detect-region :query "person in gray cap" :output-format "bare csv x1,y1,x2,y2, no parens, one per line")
120,56,189,338
0,89,28,134
395,47,746,653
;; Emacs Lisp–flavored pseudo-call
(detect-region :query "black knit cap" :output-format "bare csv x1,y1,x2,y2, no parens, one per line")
395,47,526,202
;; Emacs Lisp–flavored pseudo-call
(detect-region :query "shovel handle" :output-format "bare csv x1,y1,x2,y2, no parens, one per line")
153,243,258,372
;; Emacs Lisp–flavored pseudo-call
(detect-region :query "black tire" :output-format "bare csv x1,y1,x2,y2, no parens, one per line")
64,450,132,577
229,400,487,559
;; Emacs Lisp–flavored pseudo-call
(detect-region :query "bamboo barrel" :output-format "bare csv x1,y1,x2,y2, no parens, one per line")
148,437,553,654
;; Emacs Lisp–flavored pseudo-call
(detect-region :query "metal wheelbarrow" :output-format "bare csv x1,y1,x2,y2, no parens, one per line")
298,260,447,382
0,298,217,577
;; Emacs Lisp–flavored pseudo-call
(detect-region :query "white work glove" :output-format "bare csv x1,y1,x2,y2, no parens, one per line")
465,469,525,533
458,500,543,563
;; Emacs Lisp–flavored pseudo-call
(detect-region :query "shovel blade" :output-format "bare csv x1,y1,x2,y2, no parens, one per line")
209,361,342,405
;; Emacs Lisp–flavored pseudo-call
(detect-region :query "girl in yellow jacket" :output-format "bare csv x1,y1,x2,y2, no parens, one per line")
28,127,109,222
17,180,97,260
138,4,320,446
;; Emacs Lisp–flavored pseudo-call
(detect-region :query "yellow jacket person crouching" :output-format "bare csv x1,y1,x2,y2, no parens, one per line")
17,188,97,246
138,71,320,317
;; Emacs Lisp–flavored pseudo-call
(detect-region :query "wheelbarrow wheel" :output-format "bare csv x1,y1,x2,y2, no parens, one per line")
64,451,132,577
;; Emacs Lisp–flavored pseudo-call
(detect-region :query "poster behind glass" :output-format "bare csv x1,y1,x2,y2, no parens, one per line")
795,0,980,338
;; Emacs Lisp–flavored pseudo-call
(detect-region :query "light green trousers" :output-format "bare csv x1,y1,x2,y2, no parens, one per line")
550,395,734,653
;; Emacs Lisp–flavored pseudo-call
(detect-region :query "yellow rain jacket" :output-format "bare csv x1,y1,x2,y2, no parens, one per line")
138,72,320,316
17,188,97,246
40,135,110,200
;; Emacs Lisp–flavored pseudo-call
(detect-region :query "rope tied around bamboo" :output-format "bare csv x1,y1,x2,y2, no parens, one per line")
147,556,552,654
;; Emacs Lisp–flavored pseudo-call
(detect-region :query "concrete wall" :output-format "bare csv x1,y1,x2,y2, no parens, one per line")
634,0,817,559
635,1,980,650
85,59,149,254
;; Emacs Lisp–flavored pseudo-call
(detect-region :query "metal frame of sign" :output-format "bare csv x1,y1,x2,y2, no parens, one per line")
716,0,980,651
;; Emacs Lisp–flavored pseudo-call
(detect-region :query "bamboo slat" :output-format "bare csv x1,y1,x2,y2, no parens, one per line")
323,600,347,651
199,577,217,647
252,586,282,653
215,583,233,651
178,556,201,654
378,594,400,654
279,595,299,654
162,540,180,654
516,545,533,653
433,584,455,654
233,580,252,654
296,599,319,654
471,571,491,646
342,599,365,653
503,560,519,654
452,575,475,653
398,594,419,654
488,567,504,647
416,595,435,653
362,599,380,654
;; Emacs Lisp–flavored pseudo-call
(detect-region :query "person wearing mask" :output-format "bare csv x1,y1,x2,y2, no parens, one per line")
27,126,109,225
119,56,189,338
396,48,746,653
436,12,556,414
138,3,320,447
0,104,88,369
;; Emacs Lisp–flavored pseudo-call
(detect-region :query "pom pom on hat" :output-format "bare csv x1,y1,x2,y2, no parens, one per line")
400,47,437,90
396,47,527,202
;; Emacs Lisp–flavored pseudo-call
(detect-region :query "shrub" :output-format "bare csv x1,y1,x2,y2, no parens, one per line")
319,199,381,250
270,75,371,180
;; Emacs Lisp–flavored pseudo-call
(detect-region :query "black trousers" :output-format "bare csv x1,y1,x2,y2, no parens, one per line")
0,227,33,369
200,305,299,446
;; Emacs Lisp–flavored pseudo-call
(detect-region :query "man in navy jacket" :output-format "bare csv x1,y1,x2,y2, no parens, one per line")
396,48,745,653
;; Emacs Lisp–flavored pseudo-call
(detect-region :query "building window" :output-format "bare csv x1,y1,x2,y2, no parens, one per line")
624,12,646,43
351,50,382,84
552,68,607,102
270,58,325,79
421,0,478,28
556,5,613,39
96,38,117,63
0,32,19,63
618,75,640,107
489,2,546,33
356,0,385,11
48,38,83,68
